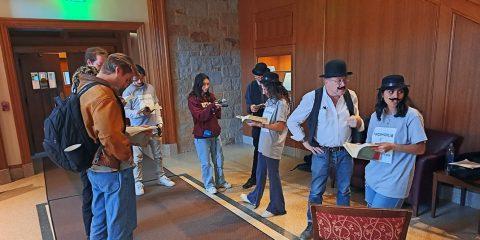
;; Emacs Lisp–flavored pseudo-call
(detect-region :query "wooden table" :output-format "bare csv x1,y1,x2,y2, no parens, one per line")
431,170,480,234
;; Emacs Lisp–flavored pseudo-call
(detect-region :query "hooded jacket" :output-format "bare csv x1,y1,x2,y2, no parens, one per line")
122,82,164,127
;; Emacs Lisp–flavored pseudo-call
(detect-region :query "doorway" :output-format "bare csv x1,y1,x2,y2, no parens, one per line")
15,53,63,155
11,29,138,157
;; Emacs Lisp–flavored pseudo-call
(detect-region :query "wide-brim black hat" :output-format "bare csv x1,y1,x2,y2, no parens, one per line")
319,59,352,78
378,74,410,90
252,62,270,76
260,72,281,85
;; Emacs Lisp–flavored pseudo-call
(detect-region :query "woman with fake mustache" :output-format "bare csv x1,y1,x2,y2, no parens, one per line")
364,75,427,209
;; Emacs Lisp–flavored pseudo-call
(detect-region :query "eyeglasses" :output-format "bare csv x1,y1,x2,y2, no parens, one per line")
132,76,143,81
327,78,349,85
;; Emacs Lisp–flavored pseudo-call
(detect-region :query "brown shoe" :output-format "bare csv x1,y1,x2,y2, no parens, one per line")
242,178,256,189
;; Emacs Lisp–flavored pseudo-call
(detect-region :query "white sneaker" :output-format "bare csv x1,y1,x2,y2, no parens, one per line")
135,182,144,196
260,210,274,218
206,186,217,194
219,182,232,189
158,175,175,187
240,193,254,206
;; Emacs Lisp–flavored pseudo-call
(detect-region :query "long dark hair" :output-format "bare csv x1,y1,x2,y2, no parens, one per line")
263,81,291,105
190,73,211,100
375,87,410,121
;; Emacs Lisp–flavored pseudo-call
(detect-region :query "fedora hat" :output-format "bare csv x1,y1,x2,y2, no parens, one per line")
260,72,281,85
378,74,410,90
252,62,270,76
319,59,352,78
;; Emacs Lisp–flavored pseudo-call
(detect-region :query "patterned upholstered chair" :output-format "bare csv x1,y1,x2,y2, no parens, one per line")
311,205,412,240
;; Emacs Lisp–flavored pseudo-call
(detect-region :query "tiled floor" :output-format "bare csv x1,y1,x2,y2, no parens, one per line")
0,173,48,240
163,143,480,240
0,143,479,239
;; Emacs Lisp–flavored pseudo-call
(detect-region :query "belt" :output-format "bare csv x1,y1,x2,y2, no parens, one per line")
319,145,345,152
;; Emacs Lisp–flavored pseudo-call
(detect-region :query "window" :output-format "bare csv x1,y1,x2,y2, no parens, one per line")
257,54,292,92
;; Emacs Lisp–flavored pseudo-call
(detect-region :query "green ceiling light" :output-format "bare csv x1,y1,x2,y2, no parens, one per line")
54,0,95,20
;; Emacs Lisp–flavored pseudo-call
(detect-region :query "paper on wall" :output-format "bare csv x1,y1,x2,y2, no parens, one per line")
48,72,57,88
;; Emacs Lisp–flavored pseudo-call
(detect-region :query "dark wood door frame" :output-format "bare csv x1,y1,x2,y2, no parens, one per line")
0,2,176,170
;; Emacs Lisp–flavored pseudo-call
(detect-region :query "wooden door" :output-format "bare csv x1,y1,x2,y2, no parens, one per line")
16,53,63,155
66,51,85,79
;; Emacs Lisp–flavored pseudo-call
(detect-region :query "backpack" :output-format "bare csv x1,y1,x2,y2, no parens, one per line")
290,154,313,172
291,88,366,172
43,82,102,172
450,152,480,181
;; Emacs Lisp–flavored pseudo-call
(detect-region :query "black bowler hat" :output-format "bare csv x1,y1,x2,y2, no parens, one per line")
252,62,270,76
319,59,352,78
260,72,280,85
135,64,146,75
378,74,410,90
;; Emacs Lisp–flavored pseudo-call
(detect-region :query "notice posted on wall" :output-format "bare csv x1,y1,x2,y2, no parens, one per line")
63,71,71,85
31,72,40,89
283,72,292,91
47,72,57,88
39,72,49,89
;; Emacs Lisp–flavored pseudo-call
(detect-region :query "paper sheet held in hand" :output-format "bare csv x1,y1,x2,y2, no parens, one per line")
343,142,380,160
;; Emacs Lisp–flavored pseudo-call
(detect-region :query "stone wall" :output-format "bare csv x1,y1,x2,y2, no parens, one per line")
166,0,242,153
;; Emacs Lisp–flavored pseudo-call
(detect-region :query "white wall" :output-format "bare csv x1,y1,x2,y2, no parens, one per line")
0,0,148,22
0,45,21,166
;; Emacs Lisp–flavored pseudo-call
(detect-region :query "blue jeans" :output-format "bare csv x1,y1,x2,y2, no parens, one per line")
247,153,286,215
365,184,404,209
88,168,137,240
307,149,353,222
194,137,227,189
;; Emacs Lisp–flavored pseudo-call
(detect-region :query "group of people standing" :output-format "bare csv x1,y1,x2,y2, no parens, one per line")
230,59,427,239
72,46,427,240
74,47,174,239
187,68,292,218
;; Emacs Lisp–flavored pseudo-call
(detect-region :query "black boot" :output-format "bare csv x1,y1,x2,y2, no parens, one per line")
299,222,313,240
242,178,256,189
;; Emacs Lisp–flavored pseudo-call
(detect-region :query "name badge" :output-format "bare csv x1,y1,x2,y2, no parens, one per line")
372,127,396,164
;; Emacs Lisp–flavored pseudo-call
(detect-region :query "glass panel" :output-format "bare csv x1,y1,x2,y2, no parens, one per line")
257,54,292,92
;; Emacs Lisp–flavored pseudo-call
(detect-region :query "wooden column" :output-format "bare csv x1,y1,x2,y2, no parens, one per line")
0,25,31,167
141,0,177,144
0,123,10,184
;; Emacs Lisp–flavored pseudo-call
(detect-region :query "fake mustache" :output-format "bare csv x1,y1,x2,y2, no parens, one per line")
389,98,400,101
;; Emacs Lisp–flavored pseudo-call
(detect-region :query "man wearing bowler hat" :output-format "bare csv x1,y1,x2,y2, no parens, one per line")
287,59,364,239
243,62,270,189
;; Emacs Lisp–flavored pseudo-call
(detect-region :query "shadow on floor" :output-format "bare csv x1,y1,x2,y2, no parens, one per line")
0,184,42,202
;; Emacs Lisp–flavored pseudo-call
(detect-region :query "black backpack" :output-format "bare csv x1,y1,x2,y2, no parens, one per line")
450,152,480,182
43,82,102,172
